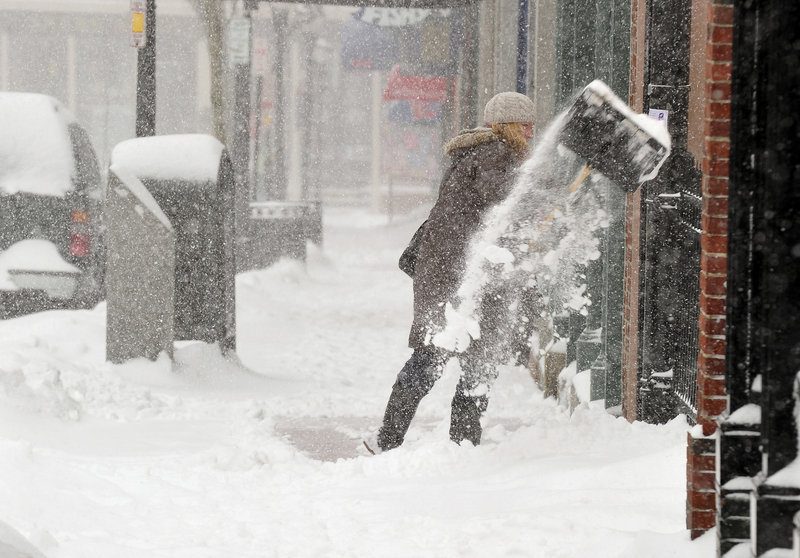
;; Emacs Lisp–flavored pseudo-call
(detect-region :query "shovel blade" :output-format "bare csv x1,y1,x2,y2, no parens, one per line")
559,80,671,193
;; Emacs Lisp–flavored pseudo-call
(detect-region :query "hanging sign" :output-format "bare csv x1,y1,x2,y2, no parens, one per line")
648,108,669,129
228,18,251,66
382,65,449,103
130,0,146,48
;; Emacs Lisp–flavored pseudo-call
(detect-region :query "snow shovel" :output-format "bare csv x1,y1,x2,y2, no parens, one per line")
558,80,671,195
529,81,670,242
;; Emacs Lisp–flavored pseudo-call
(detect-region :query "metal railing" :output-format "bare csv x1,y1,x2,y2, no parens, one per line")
639,164,702,423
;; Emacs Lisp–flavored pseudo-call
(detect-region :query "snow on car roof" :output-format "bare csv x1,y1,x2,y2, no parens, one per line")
0,92,77,197
111,134,225,184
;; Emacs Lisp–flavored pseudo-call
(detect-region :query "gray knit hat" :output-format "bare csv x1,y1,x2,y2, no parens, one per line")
484,92,535,125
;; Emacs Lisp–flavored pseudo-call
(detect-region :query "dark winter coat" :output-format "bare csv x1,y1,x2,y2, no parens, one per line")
408,128,522,350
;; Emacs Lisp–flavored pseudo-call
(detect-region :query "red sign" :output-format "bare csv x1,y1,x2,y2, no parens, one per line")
382,65,448,103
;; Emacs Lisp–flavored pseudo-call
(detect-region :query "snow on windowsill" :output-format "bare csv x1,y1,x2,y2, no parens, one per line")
727,403,761,426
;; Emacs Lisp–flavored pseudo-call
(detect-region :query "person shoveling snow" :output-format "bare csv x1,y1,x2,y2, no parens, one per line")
366,82,670,455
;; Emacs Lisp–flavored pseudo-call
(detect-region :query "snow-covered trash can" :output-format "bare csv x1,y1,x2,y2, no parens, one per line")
110,134,236,353
105,166,175,364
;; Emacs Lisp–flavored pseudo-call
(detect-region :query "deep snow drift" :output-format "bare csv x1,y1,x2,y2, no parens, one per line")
0,207,712,557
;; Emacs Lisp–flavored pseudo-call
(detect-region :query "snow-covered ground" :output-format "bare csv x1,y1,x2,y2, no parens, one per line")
0,206,713,557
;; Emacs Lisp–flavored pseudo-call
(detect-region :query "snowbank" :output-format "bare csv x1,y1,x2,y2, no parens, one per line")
0,207,707,558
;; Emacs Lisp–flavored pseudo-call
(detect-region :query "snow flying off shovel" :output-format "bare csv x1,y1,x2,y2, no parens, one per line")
558,80,671,194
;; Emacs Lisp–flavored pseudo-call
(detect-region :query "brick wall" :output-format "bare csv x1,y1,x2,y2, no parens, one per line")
687,433,717,539
686,0,733,539
621,189,641,422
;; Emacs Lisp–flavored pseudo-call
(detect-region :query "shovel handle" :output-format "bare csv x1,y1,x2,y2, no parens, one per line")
539,165,592,232
568,165,593,193
528,165,593,251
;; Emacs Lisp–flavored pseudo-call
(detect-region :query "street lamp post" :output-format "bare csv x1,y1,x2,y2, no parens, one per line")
230,0,259,265
135,0,156,137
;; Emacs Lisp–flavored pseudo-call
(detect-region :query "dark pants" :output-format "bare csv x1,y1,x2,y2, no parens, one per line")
376,346,499,451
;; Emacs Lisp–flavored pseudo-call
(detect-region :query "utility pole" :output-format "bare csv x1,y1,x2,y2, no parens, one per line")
134,0,156,137
459,0,479,129
230,0,257,266
516,0,529,94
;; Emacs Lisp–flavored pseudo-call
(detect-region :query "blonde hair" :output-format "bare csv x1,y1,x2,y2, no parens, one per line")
492,122,530,158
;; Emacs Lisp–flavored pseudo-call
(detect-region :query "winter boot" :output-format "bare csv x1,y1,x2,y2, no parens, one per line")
449,391,489,446
373,380,427,452
365,347,447,454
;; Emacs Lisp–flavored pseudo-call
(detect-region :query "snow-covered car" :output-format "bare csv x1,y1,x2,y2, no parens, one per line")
0,92,105,317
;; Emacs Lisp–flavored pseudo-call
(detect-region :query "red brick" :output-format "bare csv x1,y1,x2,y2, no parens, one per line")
703,177,729,198
690,510,717,534
700,291,726,316
708,4,733,25
689,488,717,509
707,42,733,62
703,157,730,178
699,331,726,355
698,351,726,375
702,233,728,254
688,470,717,492
698,372,727,397
688,450,717,473
700,271,727,296
707,61,732,82
709,24,734,45
700,395,728,418
705,365,728,386
701,251,727,275
708,101,731,121
699,417,719,437
705,81,731,102
705,138,730,159
698,415,720,436
702,212,728,234
699,311,726,336
689,499,717,521
703,195,729,216
704,118,731,139
698,421,721,439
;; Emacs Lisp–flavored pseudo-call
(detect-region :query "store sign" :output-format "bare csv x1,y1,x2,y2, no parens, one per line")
356,8,450,27
382,65,448,103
